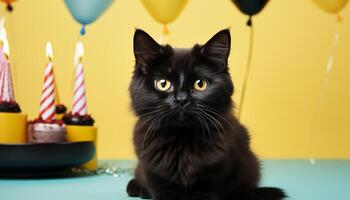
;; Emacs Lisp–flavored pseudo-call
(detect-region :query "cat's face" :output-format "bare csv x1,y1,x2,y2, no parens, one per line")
130,29,234,127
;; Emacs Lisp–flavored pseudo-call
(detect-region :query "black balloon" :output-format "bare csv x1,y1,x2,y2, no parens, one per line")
231,0,269,26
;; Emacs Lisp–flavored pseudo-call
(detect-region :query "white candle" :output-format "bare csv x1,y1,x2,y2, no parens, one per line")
0,27,9,56
72,41,87,116
0,26,14,102
39,42,56,121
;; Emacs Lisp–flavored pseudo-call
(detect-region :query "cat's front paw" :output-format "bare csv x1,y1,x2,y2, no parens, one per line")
154,191,183,200
126,179,140,197
186,192,218,200
250,187,287,200
126,178,152,199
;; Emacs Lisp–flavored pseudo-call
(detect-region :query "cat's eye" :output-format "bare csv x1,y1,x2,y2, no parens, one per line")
193,79,208,91
155,79,172,92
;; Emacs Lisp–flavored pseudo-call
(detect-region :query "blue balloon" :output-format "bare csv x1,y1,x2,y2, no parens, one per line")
64,0,113,34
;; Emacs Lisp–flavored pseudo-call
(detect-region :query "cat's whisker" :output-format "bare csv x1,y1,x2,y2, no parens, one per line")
137,105,167,111
146,113,168,148
200,109,226,133
138,107,167,119
165,118,169,135
155,114,168,135
192,109,216,143
141,112,168,157
197,104,234,129
193,107,225,144
193,112,214,145
141,112,165,157
194,115,206,135
142,113,169,157
196,108,227,147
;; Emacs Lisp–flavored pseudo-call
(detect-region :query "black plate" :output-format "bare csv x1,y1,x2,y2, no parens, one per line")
0,142,95,177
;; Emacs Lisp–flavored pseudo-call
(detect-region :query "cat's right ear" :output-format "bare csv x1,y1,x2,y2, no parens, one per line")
133,29,163,73
199,29,231,69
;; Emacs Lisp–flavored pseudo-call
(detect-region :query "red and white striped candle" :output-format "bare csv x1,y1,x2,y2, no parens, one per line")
0,57,15,102
38,42,56,121
72,42,87,115
0,47,7,102
0,27,15,103
0,47,4,101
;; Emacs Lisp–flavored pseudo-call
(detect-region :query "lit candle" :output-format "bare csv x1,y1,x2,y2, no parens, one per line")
0,27,6,100
72,41,88,116
0,27,14,102
38,42,56,121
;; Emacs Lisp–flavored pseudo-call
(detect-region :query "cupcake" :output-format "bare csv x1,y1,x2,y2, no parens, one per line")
27,42,66,144
63,41,97,170
27,120,66,143
0,27,27,144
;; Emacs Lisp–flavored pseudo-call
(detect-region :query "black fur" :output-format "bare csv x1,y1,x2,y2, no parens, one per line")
127,29,286,200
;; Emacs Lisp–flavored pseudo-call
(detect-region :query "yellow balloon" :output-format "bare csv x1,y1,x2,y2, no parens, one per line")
311,0,348,13
140,0,189,25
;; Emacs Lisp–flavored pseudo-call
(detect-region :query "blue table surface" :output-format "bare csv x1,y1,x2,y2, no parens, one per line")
0,160,349,200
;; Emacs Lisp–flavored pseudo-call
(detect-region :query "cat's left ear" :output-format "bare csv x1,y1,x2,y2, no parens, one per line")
134,29,164,73
200,29,231,67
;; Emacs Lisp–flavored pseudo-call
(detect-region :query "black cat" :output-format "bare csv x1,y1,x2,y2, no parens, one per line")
127,29,286,200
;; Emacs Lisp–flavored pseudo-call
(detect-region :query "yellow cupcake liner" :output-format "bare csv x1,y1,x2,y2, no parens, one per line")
66,125,98,170
0,113,27,144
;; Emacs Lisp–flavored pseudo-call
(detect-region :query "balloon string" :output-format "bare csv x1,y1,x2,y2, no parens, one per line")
309,32,340,165
237,24,254,119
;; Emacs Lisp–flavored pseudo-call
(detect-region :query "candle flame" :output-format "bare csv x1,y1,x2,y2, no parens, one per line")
0,27,9,56
3,38,9,56
46,42,53,60
0,27,6,44
0,17,4,29
74,41,84,65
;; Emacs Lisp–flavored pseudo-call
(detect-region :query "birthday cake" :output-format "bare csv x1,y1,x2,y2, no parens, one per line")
0,27,27,144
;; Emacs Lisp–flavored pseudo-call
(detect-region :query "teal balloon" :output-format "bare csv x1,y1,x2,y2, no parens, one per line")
64,0,113,26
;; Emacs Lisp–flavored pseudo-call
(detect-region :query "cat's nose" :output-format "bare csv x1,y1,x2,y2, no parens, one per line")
175,92,189,108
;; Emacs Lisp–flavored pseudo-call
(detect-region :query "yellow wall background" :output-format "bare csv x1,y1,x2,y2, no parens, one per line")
2,0,350,159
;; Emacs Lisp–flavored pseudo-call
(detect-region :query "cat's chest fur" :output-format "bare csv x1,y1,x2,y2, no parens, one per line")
141,128,226,186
